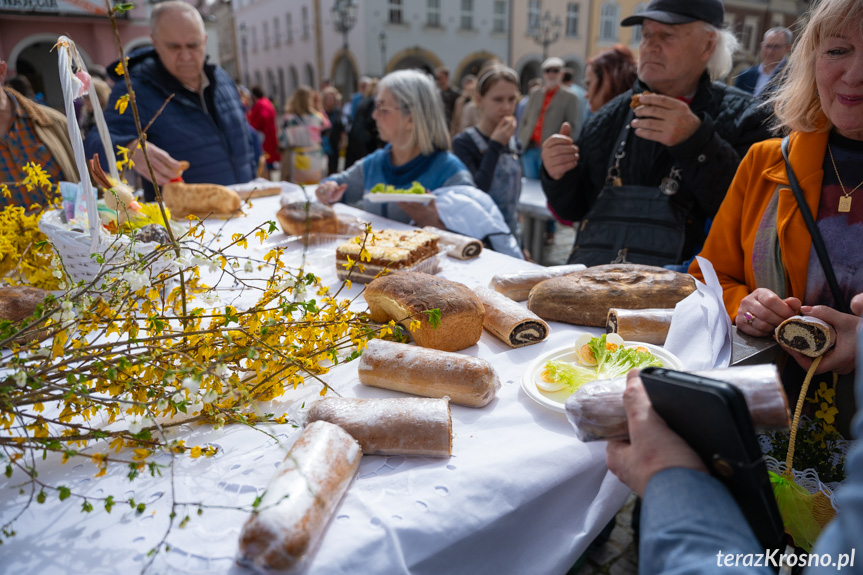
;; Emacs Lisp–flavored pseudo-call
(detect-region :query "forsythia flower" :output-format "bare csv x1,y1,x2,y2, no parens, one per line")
115,144,134,170
114,94,130,115
21,162,52,191
0,204,61,289
114,58,129,76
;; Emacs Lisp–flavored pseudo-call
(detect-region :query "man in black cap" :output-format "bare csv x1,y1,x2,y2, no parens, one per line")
540,0,772,268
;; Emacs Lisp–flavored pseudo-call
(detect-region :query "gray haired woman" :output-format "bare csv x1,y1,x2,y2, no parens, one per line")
315,69,474,226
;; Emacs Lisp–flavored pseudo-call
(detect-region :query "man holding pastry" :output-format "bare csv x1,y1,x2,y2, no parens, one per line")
540,0,772,268
85,1,256,201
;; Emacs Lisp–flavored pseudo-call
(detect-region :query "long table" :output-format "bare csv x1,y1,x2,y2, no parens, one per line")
0,195,631,574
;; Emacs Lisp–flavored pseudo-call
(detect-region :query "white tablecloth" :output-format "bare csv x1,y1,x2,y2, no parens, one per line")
0,195,630,575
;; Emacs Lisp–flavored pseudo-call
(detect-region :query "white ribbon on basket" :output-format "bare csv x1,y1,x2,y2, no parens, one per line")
56,35,119,253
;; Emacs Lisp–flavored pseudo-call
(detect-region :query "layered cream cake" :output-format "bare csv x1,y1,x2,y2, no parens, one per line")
336,229,440,283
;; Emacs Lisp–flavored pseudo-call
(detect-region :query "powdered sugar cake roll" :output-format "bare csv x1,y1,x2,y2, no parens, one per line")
488,264,586,301
422,226,482,259
237,421,361,573
358,339,500,407
307,397,452,457
473,286,549,347
606,308,674,345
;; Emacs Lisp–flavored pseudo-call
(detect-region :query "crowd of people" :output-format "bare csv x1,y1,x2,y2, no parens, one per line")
3,0,863,567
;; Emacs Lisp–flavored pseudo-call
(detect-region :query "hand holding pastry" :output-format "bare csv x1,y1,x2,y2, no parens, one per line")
783,304,861,375
490,115,517,146
630,92,702,147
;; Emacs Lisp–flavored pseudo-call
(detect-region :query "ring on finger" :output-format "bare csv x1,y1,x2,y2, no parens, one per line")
743,311,755,325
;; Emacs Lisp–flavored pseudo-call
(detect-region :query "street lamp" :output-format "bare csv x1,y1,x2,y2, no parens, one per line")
331,0,358,54
531,11,562,60
379,31,387,75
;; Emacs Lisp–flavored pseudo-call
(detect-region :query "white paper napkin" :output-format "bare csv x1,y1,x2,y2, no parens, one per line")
664,256,732,370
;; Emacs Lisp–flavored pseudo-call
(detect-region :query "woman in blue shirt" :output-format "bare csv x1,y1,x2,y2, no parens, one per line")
315,69,474,227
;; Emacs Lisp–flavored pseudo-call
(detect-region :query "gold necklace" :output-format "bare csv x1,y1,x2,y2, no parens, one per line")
828,144,863,212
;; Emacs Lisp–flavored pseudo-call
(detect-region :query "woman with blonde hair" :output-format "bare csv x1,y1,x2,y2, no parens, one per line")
279,84,330,184
321,86,344,175
690,0,863,434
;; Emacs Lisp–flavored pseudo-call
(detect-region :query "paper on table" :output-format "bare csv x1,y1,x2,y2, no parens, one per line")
664,256,732,370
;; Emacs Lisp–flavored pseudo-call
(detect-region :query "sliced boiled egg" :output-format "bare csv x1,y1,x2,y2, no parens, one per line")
605,333,625,348
574,333,597,366
574,332,625,365
537,368,568,392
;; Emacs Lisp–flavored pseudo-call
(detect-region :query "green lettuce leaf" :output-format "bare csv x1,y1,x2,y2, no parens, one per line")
596,346,664,380
543,360,597,391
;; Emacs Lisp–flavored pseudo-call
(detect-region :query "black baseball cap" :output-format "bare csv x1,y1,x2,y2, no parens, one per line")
620,0,724,29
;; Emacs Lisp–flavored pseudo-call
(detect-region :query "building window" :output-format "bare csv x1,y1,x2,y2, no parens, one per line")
251,25,258,54
263,21,270,51
599,2,620,42
388,0,403,24
630,3,646,44
289,66,299,94
427,0,441,27
267,69,276,100
274,17,281,47
742,16,759,53
493,1,507,33
460,0,474,30
566,3,579,37
528,0,540,34
302,6,310,39
305,63,315,88
286,13,293,44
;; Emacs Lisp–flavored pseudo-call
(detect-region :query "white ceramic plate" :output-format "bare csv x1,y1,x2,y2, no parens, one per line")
521,341,684,413
364,193,436,204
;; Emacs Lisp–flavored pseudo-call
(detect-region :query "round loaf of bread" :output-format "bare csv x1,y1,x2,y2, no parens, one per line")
364,271,485,351
0,286,51,345
276,202,338,236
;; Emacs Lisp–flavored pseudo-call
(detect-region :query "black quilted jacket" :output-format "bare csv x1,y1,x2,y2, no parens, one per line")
541,73,774,262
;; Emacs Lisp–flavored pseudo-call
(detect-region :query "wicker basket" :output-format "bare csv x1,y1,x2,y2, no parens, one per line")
39,36,166,285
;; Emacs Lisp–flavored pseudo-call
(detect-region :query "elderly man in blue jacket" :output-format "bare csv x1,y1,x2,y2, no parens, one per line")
85,0,255,201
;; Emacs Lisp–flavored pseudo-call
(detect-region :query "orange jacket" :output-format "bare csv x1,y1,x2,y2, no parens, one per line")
689,130,828,322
